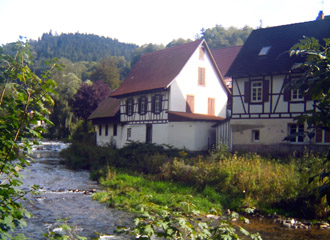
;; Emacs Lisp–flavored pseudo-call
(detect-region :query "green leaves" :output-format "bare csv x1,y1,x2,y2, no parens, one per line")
0,41,57,238
289,37,330,206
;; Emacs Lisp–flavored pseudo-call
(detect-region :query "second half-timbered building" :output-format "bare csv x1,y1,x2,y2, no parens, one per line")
226,17,330,155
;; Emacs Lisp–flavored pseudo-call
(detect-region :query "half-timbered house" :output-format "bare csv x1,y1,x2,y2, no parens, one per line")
226,17,330,155
89,39,230,151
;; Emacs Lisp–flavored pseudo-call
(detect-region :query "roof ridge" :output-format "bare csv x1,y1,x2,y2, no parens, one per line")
255,18,330,32
212,45,243,51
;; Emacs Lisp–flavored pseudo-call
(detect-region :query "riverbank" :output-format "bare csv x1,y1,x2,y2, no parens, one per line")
60,141,330,239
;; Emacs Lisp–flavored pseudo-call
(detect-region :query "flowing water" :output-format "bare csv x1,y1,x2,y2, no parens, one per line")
17,142,133,239
16,142,330,239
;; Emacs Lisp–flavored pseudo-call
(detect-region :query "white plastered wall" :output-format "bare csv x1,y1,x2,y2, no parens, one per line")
169,44,228,118
230,118,307,145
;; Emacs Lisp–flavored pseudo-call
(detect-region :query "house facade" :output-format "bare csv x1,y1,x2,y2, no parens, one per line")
226,17,330,155
89,40,231,151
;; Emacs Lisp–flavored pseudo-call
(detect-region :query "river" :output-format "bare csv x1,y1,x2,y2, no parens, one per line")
17,141,330,239
17,142,133,239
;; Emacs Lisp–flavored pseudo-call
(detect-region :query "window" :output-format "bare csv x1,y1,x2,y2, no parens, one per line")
258,46,271,56
198,67,206,86
139,96,148,115
208,98,215,115
126,98,134,116
199,47,205,60
113,124,117,136
244,79,269,104
288,124,304,143
152,95,162,114
146,124,152,143
316,129,330,143
252,130,260,142
251,81,263,103
127,128,132,141
105,124,108,136
186,95,195,113
99,125,102,136
291,89,303,101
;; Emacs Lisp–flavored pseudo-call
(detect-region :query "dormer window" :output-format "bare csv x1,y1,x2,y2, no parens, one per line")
258,46,271,56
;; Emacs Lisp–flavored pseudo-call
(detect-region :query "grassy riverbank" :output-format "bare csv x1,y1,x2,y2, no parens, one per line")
60,142,329,219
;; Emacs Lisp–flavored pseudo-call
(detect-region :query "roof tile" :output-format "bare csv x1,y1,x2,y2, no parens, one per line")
111,40,203,97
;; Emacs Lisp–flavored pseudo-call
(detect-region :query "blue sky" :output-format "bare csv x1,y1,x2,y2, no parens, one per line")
0,0,328,46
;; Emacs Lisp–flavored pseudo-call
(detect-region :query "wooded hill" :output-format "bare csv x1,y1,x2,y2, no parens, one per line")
29,31,138,63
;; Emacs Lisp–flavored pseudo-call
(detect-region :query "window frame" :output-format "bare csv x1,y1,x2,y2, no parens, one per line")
198,67,206,86
252,130,260,142
291,88,304,101
251,81,263,103
127,128,132,141
139,96,148,115
98,125,102,136
288,123,304,143
126,98,134,116
316,129,330,144
153,94,162,114
113,124,117,136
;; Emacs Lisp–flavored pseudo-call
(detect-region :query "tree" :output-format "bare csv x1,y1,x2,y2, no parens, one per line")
47,58,83,139
289,37,330,204
89,56,126,89
131,43,165,68
166,38,192,48
201,25,253,49
0,41,57,238
69,80,110,120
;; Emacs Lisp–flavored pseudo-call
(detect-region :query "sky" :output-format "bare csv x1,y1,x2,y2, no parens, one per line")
0,0,329,46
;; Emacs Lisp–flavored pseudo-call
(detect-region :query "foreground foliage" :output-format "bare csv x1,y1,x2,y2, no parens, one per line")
0,41,57,238
93,167,261,240
289,37,330,205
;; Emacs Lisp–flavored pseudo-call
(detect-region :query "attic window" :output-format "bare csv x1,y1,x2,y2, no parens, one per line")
258,46,271,56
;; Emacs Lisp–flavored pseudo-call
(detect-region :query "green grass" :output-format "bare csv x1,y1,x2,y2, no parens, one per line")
92,170,223,214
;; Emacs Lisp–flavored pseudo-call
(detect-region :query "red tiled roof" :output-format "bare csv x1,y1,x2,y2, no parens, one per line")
111,40,204,97
211,45,242,77
168,111,225,122
88,97,120,120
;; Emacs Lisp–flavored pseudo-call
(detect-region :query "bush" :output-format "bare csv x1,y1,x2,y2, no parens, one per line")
61,140,328,218
60,142,118,171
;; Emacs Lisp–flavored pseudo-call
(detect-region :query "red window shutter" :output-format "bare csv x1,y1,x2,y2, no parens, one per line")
244,81,251,103
263,80,269,102
186,95,194,113
208,98,215,115
316,128,322,143
325,130,330,143
198,68,205,86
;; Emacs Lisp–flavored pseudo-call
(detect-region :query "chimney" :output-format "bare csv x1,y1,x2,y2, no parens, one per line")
316,10,325,20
